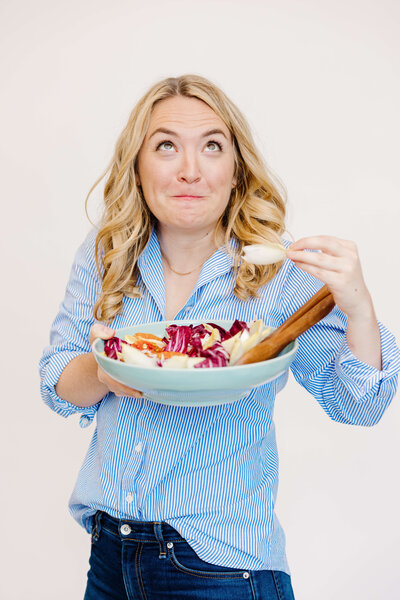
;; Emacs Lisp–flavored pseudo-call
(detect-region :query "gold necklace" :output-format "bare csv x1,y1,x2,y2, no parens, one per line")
160,247,216,276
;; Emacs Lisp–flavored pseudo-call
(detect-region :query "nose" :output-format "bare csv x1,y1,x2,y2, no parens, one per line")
177,151,201,184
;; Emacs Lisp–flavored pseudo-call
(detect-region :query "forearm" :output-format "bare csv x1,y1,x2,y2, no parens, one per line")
292,313,391,427
55,352,109,407
346,302,382,370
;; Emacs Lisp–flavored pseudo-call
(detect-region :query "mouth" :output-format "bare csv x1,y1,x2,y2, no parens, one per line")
173,195,204,200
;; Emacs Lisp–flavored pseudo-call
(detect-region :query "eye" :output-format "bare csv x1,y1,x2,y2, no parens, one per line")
205,140,223,152
156,140,175,151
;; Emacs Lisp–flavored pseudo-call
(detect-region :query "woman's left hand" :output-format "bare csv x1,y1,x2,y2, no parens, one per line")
286,235,374,320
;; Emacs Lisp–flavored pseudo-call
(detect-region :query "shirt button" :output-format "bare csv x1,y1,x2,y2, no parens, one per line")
120,524,132,536
80,416,90,427
135,441,143,452
184,306,192,312
126,494,134,503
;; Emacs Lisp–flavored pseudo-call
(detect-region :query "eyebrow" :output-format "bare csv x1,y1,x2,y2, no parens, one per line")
148,127,228,140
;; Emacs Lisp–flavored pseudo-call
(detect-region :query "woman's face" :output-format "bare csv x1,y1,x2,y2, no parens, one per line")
137,96,236,236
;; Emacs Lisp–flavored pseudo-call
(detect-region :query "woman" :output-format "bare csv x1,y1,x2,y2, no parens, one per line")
40,75,399,599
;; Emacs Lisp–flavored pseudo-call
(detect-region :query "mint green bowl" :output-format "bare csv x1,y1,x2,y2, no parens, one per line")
92,320,298,407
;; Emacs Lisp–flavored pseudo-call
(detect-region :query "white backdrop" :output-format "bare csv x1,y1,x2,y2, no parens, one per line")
1,1,399,598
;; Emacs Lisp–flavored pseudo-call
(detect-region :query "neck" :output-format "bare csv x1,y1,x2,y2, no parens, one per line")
156,224,223,274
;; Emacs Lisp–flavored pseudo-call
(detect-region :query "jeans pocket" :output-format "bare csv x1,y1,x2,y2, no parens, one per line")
271,570,295,600
167,540,248,580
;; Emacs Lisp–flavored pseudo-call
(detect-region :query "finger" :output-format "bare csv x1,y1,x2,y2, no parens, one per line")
98,369,122,388
111,380,143,397
286,249,343,272
89,324,116,345
289,236,350,257
290,260,338,287
98,369,143,398
114,387,143,398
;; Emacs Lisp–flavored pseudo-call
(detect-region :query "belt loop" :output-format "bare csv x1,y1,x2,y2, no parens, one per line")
153,522,166,559
91,510,102,544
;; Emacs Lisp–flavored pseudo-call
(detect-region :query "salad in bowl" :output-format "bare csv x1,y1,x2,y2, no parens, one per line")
92,319,298,407
102,319,272,370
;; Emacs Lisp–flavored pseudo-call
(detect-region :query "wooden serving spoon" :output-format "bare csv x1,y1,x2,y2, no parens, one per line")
235,285,335,365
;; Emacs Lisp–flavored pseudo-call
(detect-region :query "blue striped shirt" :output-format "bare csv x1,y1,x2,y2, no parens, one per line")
39,227,400,575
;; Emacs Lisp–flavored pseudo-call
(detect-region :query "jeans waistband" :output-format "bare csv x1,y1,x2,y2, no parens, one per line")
93,510,186,545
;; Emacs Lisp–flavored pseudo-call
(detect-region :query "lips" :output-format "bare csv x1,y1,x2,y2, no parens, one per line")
174,195,204,199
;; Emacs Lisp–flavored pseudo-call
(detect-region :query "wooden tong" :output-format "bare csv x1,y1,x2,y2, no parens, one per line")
235,285,335,365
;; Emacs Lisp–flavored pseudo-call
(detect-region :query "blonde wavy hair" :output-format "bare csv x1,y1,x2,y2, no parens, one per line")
86,74,287,323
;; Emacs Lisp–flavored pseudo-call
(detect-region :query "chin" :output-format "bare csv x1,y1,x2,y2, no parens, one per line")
165,218,216,231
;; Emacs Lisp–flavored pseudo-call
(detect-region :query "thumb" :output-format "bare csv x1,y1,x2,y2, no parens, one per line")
89,323,116,346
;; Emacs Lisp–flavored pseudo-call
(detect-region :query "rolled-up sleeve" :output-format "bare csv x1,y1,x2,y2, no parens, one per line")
281,259,400,426
39,229,103,428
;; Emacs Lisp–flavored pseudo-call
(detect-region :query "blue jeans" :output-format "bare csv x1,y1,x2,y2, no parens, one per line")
84,511,295,599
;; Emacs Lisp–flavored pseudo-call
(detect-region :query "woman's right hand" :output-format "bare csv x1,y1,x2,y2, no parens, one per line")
89,324,143,398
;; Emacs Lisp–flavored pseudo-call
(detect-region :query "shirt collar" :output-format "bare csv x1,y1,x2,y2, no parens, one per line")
195,238,238,290
137,227,166,316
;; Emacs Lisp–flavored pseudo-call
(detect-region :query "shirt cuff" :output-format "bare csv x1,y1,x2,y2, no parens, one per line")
40,349,100,428
335,321,400,400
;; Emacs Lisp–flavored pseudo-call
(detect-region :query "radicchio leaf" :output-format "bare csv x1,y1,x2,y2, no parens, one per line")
229,319,249,337
194,341,230,369
164,325,193,353
187,324,211,355
104,336,125,360
205,322,232,341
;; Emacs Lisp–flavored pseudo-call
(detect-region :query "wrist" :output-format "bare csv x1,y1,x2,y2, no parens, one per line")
345,294,376,325
345,307,382,371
